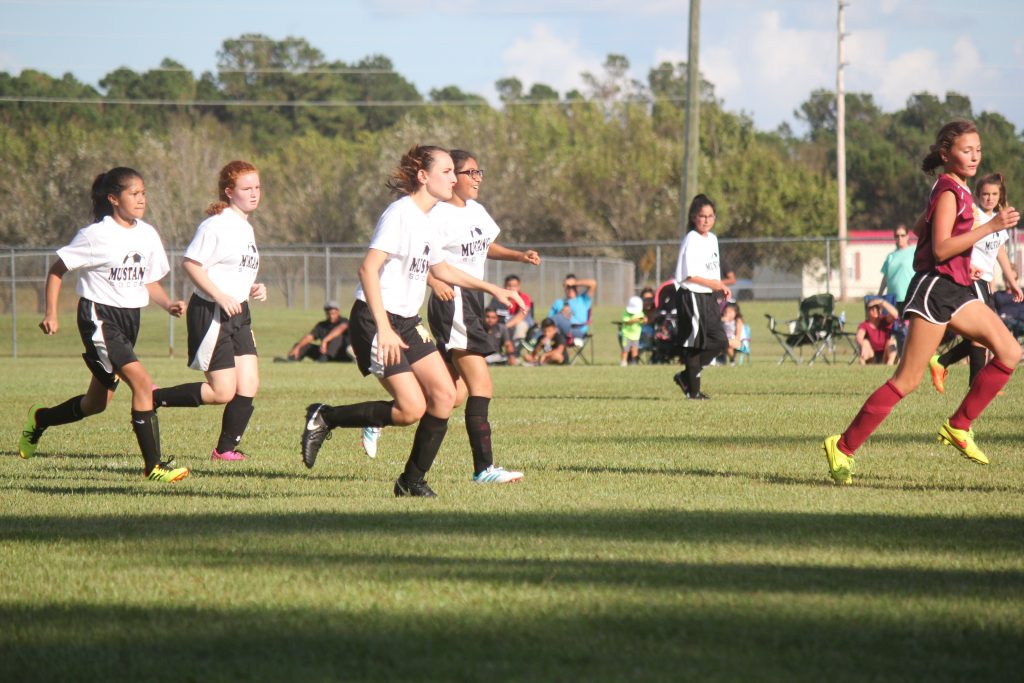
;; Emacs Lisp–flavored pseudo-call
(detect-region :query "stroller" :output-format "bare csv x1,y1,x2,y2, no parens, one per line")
648,280,680,364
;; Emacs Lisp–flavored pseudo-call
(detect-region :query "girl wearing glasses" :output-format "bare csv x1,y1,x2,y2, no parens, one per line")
424,149,540,484
300,145,525,497
671,194,731,400
929,172,1022,391
822,121,1020,484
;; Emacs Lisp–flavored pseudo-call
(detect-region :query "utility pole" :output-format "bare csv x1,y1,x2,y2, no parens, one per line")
680,0,701,237
836,0,849,299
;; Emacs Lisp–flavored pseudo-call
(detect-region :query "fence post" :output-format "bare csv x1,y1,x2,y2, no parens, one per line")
10,249,16,359
167,248,175,357
324,245,331,303
655,244,661,284
825,238,832,295
303,253,309,310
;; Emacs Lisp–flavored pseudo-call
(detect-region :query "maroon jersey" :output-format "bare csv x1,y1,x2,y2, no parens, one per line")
913,174,976,286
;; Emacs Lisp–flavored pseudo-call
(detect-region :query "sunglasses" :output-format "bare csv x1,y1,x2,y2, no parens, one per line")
457,169,484,180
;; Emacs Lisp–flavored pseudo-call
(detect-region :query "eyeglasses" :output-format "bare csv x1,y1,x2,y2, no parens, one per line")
457,169,484,180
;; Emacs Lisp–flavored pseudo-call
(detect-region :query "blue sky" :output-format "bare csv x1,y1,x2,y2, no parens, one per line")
2,0,1023,133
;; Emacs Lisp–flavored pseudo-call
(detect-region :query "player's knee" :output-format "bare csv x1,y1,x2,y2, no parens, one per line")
208,387,235,404
999,342,1021,367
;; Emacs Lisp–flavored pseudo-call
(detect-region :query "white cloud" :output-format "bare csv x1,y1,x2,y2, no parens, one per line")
847,34,996,111
500,23,600,96
706,11,833,127
0,52,22,73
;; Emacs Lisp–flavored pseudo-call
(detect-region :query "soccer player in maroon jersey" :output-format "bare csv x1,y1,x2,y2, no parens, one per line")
822,120,1021,483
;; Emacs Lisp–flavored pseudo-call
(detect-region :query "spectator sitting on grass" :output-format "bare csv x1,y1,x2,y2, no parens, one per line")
856,298,899,366
520,317,566,365
276,301,352,362
482,306,518,365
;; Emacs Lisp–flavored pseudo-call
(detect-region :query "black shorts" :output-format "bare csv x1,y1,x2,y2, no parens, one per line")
903,272,984,325
675,288,727,352
349,299,438,378
972,280,995,310
187,294,258,372
427,287,498,360
76,298,140,390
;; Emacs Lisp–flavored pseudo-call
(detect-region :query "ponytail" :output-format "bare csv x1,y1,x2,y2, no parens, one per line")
90,167,142,222
206,160,259,216
921,120,978,174
385,145,448,197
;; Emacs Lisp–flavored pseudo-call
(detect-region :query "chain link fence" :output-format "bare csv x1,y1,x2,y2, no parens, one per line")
7,236,1019,357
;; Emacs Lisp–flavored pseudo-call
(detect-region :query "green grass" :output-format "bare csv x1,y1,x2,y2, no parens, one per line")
1,302,1023,682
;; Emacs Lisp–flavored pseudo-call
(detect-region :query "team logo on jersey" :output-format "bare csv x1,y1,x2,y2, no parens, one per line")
423,245,431,256
239,242,260,272
108,251,147,285
460,225,490,259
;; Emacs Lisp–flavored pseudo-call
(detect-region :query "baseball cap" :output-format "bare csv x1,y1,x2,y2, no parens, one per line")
626,296,643,314
324,300,340,311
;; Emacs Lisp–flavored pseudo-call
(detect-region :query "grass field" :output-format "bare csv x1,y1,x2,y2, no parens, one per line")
2,302,1023,682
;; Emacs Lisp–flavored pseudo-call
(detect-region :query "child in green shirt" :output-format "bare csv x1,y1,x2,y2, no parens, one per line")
620,296,646,366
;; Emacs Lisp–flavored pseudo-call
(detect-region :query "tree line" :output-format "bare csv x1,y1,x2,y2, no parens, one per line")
2,34,1022,279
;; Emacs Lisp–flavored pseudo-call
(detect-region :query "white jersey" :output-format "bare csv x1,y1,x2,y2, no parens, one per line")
674,230,720,294
355,195,444,318
184,208,260,303
429,199,500,279
56,216,169,308
971,209,1009,282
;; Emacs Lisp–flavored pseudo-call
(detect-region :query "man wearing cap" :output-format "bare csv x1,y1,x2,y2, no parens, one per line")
277,301,352,362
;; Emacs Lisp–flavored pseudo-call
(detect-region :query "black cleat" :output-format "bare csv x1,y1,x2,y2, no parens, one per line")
394,475,437,498
688,392,711,400
301,403,332,469
672,371,691,397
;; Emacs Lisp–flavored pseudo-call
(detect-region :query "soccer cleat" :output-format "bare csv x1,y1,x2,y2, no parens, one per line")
688,392,711,401
145,462,190,482
821,434,854,485
472,465,524,484
18,403,45,459
672,371,691,397
361,426,382,459
211,448,247,461
937,421,989,465
393,475,437,498
301,403,332,469
929,354,947,394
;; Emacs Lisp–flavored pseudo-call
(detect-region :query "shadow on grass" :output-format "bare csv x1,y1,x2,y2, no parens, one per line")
3,509,1022,556
1,599,1015,683
1,555,1022,682
556,464,1024,494
21,485,281,499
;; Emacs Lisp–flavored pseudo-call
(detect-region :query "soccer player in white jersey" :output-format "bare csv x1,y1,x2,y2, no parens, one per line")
300,145,525,498
423,149,539,483
671,194,731,400
18,167,190,482
150,161,268,461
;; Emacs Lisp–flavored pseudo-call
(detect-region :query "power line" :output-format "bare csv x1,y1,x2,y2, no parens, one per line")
0,94,685,108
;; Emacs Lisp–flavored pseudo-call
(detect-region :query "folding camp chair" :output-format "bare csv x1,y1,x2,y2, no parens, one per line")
734,323,751,366
765,293,842,365
568,306,594,365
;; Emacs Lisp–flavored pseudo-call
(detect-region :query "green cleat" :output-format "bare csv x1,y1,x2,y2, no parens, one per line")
145,462,190,482
18,404,45,459
938,421,989,465
822,434,854,485
929,354,947,394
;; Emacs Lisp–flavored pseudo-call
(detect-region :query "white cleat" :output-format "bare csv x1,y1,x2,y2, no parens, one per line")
472,465,524,484
361,426,382,459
